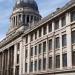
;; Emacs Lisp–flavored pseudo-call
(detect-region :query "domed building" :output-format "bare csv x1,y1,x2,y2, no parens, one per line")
1,0,75,75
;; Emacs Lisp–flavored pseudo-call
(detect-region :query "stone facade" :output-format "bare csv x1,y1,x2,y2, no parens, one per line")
0,0,75,75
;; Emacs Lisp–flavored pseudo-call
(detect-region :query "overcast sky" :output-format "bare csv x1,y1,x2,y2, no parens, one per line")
0,0,70,41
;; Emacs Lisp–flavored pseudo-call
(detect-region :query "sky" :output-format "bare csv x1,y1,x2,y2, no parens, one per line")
0,0,70,41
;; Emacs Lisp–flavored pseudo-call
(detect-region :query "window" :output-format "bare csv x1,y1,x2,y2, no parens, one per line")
49,57,52,69
43,58,46,70
38,44,42,54
72,51,75,66
15,66,19,75
27,15,29,23
30,33,33,41
39,28,42,37
61,16,66,27
48,23,52,32
35,46,37,55
62,53,67,67
56,55,60,68
17,54,19,64
54,19,59,30
30,62,33,72
34,60,37,71
62,34,67,47
43,41,46,52
72,31,75,44
25,63,27,72
71,11,75,22
25,48,28,58
17,43,20,51
49,39,52,51
30,47,33,56
38,59,41,70
55,37,60,49
25,35,28,43
23,15,25,24
35,31,37,39
43,26,47,35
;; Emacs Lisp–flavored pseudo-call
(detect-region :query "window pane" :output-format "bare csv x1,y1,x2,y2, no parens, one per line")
54,20,59,30
35,31,37,39
30,47,33,56
30,62,33,72
39,28,42,37
34,61,37,71
56,55,60,68
43,41,46,52
72,51,75,66
62,34,67,47
48,23,52,32
49,57,52,69
25,63,27,72
72,31,75,44
38,59,41,70
43,58,46,70
35,46,37,55
38,44,42,54
49,39,52,50
43,26,47,35
71,11,75,22
63,53,67,67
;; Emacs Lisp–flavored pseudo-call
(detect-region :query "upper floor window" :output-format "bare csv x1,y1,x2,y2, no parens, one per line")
72,31,75,44
17,43,20,51
49,39,52,51
25,47,28,58
61,16,66,27
39,28,42,37
56,55,60,68
30,62,33,72
17,54,19,64
55,37,60,49
38,43,42,54
38,59,41,70
35,46,37,55
25,63,27,72
54,19,59,30
34,60,37,71
30,47,33,56
62,34,67,47
35,31,37,39
43,41,46,52
48,23,52,32
23,15,25,24
30,33,33,41
71,11,75,22
72,51,75,66
25,35,28,43
62,53,67,67
43,26,47,35
43,58,46,70
48,57,52,69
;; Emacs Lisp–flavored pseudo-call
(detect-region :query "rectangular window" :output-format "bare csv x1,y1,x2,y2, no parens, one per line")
38,44,42,54
25,35,28,43
25,48,28,58
30,62,33,72
71,11,75,22
39,28,42,37
25,63,27,72
17,54,19,64
34,60,37,71
61,16,66,27
49,57,52,69
43,41,46,53
30,47,33,56
31,33,33,41
43,58,46,70
38,59,41,70
35,46,37,55
43,26,47,35
62,53,67,67
62,34,67,47
17,43,20,51
72,51,75,66
49,39,52,51
48,23,52,32
72,31,75,44
35,31,37,39
56,55,60,68
55,37,60,49
54,19,59,30
15,66,19,75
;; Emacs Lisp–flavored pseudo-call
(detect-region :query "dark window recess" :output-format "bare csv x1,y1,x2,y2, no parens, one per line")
25,35,28,43
23,15,25,24
72,31,75,44
30,62,33,72
39,28,42,37
25,63,27,72
43,58,46,70
61,16,66,27
49,57,52,69
35,46,37,55
48,23,52,32
43,26,47,35
39,44,42,54
15,66,19,75
38,59,41,70
31,33,33,41
17,54,19,64
43,41,46,52
62,34,67,47
27,15,29,23
35,31,37,39
34,61,37,71
72,51,75,66
62,53,67,67
56,55,60,68
25,49,28,58
30,47,33,56
49,39,52,50
71,11,75,22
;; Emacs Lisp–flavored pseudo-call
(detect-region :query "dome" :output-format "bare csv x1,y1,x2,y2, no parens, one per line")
14,0,39,11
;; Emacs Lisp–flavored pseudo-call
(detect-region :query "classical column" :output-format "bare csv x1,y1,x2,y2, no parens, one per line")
59,33,63,69
13,44,17,75
52,21,54,32
66,25,72,68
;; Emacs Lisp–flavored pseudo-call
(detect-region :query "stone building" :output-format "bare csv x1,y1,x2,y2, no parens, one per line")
0,0,75,75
